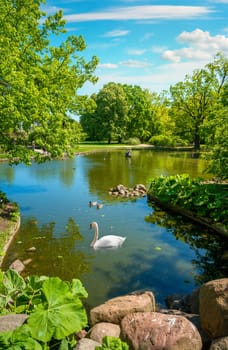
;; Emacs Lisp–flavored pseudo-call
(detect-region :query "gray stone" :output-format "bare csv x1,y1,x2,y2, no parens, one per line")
0,314,28,333
9,259,25,273
74,338,101,350
210,336,228,350
89,322,120,343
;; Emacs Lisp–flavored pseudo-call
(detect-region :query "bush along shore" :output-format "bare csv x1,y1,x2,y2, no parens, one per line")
147,174,228,239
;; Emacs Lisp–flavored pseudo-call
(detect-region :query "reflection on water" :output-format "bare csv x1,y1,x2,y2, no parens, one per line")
0,150,226,308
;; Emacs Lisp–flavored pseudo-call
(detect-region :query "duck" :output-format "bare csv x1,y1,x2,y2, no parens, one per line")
89,201,97,207
96,203,103,209
90,221,126,249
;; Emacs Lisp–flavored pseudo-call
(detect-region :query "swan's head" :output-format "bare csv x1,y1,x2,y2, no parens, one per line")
90,222,97,229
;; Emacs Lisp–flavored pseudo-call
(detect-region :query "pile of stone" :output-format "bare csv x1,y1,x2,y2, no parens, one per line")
109,184,147,198
1,278,227,350
74,278,228,350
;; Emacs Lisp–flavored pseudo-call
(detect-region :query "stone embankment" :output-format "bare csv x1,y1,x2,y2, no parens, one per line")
1,278,227,350
75,278,228,349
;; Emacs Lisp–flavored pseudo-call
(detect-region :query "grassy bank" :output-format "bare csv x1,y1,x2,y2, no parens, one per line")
0,200,20,266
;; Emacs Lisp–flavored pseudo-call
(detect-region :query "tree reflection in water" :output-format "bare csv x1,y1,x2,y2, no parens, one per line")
145,203,228,285
2,217,93,281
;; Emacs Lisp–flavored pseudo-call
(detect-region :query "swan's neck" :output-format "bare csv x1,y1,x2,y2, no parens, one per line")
91,222,99,247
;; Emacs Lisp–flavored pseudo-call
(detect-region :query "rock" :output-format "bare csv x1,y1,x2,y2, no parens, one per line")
0,314,28,333
109,184,147,198
26,246,36,252
23,258,32,265
210,336,228,349
89,322,120,343
73,338,101,350
199,278,228,338
121,311,202,350
165,288,199,314
161,309,210,348
90,291,155,326
9,259,25,273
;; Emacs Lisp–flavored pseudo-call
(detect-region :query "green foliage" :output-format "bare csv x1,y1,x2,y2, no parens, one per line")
123,137,141,145
0,269,88,349
205,83,228,179
148,174,228,228
0,0,98,164
0,324,42,350
169,53,228,151
149,134,176,147
95,336,129,350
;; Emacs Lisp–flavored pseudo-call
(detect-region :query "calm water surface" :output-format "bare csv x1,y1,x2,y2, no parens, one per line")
0,150,225,308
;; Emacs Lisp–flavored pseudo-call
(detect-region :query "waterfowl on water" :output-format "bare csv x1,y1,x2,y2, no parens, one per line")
90,221,126,249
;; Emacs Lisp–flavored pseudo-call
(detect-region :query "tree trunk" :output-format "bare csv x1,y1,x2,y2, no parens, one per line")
194,132,200,150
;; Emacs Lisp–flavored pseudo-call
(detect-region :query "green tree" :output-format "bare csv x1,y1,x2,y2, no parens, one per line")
90,82,129,143
169,53,227,150
0,0,98,163
122,85,153,142
206,81,228,179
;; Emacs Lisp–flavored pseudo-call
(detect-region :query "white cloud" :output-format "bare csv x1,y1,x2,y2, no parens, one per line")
141,32,154,41
151,46,168,53
90,60,207,92
64,6,214,22
162,29,228,62
127,49,146,55
104,29,130,37
119,59,152,68
98,63,118,69
162,50,181,63
210,0,228,3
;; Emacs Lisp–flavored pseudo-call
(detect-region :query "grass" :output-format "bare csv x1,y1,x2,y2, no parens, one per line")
74,142,135,153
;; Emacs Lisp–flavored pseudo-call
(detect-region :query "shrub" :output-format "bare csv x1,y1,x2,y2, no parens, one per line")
123,137,141,145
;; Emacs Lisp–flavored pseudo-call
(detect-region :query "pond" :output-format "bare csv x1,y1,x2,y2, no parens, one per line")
0,150,226,309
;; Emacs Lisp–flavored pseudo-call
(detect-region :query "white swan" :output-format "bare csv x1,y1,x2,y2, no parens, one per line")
90,221,126,249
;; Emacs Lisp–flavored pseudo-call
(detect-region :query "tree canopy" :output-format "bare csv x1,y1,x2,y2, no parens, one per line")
0,0,98,163
169,53,227,150
80,83,168,144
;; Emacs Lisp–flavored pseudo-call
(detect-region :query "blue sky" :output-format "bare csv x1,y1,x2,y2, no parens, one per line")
43,0,228,96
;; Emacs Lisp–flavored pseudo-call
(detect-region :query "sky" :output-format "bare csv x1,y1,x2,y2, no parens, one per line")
43,0,228,96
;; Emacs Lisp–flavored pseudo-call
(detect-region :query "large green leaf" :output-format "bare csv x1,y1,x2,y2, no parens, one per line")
28,277,88,342
0,324,42,350
71,279,88,299
3,269,26,294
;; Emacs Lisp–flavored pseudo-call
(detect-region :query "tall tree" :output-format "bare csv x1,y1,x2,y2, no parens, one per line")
206,81,228,179
169,53,227,150
122,85,153,142
0,0,98,163
94,82,129,143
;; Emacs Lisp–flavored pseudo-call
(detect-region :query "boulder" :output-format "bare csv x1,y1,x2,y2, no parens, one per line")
74,338,101,350
89,322,120,343
121,311,202,350
199,278,228,338
90,291,155,326
210,336,228,350
9,259,25,273
0,314,28,333
160,309,210,345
